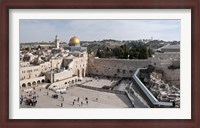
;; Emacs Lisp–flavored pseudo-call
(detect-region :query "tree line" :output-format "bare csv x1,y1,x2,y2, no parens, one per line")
95,44,153,59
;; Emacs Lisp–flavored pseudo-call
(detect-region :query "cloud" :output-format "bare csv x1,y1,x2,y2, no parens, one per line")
19,19,180,42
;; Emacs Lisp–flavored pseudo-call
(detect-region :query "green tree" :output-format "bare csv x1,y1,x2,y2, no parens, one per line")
138,45,148,59
87,48,92,54
148,48,153,57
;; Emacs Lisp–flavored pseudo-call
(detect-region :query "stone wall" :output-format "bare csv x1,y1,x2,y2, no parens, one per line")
87,57,151,78
54,70,73,82
157,67,180,87
48,76,78,89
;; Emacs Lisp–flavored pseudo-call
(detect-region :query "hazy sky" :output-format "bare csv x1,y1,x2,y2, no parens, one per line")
19,19,180,43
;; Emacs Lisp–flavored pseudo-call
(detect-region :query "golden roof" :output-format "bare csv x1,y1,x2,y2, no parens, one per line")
69,36,80,45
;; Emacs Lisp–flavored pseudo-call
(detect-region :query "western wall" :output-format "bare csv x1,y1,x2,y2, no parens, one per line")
87,57,151,78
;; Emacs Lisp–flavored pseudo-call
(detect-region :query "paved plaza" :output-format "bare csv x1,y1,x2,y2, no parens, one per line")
20,86,133,108
82,77,118,88
20,76,151,108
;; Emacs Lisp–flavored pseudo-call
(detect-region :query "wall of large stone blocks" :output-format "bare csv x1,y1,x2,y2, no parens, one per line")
87,58,151,78
157,67,180,87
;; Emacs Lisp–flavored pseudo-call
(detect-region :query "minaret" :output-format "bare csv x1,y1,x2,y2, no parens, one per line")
55,35,60,49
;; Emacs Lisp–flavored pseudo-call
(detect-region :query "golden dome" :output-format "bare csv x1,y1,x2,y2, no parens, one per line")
69,36,80,46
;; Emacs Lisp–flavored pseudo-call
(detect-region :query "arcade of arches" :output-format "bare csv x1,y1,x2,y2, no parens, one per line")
21,79,45,88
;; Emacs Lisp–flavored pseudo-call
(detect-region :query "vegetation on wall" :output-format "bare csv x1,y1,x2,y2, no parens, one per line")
95,44,153,59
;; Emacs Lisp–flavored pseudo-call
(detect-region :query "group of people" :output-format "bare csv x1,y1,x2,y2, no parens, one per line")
20,91,38,107
72,97,89,107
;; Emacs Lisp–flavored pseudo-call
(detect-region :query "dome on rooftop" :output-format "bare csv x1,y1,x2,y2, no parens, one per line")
69,36,80,46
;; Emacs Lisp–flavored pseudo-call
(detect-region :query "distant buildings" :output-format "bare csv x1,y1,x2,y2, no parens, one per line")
20,36,87,89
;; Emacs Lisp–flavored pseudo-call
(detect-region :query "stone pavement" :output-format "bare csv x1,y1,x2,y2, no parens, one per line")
20,86,132,108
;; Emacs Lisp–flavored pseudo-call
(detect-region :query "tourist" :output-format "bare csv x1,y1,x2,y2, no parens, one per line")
61,103,63,107
81,102,83,105
77,97,79,102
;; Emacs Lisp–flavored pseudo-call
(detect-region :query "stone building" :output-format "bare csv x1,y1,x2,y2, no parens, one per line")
20,36,88,89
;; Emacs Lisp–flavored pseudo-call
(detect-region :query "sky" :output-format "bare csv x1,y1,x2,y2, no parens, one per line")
19,19,180,43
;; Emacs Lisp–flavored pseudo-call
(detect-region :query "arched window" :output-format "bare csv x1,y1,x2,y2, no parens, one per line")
27,82,31,86
37,80,40,84
32,81,36,86
22,83,26,88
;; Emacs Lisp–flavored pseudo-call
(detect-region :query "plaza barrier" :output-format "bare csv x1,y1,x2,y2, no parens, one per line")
76,84,126,94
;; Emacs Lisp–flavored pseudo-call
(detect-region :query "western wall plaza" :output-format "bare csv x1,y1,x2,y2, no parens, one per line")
20,35,180,108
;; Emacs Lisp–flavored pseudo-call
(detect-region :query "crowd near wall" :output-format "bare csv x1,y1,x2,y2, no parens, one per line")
87,57,151,78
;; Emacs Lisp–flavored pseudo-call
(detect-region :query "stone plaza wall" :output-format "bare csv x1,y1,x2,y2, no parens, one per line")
88,57,151,78
48,76,78,89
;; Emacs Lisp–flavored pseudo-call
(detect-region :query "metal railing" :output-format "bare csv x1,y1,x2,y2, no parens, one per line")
132,68,173,107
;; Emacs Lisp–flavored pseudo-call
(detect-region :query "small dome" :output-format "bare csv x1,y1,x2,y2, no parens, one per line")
69,36,80,46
